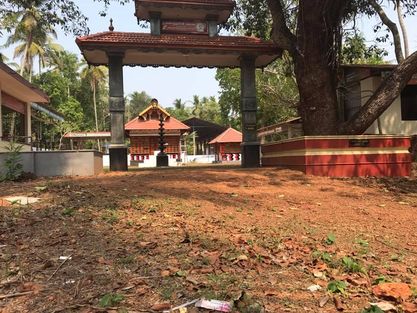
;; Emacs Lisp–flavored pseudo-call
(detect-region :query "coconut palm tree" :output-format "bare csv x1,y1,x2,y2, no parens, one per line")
11,35,63,79
3,6,55,80
3,5,60,139
80,62,108,151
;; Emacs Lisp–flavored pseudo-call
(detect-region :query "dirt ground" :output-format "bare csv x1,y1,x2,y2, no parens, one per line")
0,166,416,313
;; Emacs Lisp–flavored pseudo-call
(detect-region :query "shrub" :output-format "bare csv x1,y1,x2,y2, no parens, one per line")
1,141,23,181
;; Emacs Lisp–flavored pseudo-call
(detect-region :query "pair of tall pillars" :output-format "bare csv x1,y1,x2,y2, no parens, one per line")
107,54,260,171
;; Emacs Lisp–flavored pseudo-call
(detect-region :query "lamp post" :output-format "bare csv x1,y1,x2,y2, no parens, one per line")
156,113,169,167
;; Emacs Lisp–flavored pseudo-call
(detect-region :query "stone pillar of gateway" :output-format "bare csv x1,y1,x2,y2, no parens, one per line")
108,53,128,171
75,0,281,171
240,55,260,167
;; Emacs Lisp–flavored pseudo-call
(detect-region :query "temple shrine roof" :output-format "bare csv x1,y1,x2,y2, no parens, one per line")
76,32,280,68
125,116,190,131
209,127,242,144
125,100,190,132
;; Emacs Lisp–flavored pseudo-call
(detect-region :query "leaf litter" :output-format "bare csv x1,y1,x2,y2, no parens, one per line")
0,167,416,312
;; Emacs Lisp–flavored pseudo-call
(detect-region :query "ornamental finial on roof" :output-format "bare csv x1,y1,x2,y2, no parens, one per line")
109,18,114,31
151,98,159,107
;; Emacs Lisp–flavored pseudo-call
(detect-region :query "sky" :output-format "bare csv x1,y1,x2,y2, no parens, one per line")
1,1,417,108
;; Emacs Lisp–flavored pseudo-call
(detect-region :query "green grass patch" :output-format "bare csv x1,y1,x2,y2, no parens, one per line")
99,293,124,308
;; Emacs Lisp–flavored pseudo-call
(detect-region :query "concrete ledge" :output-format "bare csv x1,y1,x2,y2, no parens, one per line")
261,136,412,177
0,150,103,177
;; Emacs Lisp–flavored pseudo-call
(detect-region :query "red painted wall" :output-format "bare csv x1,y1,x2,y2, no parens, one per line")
261,136,412,177
1,92,26,115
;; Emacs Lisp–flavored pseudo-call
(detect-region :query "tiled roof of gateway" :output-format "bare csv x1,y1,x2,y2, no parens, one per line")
76,32,279,53
125,116,190,131
209,127,242,144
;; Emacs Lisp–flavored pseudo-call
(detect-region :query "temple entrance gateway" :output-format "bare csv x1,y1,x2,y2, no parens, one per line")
76,0,280,171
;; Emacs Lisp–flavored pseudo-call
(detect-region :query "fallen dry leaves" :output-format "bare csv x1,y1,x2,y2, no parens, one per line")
0,167,416,313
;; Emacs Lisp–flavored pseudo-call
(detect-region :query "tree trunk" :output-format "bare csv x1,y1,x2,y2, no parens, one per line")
9,113,16,141
295,62,340,135
93,83,101,151
339,50,417,134
294,0,346,135
396,0,409,58
370,0,404,63
11,37,31,141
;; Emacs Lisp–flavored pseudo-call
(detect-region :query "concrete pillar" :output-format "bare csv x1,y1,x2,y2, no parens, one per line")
108,53,128,171
240,55,260,168
25,102,32,145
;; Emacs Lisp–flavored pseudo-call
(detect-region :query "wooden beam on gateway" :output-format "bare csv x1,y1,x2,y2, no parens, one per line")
75,32,281,68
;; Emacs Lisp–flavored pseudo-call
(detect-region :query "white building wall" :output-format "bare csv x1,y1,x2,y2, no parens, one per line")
361,76,417,135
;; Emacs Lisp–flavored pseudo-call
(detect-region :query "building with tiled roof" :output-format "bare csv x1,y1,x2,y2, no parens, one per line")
183,117,226,155
0,62,64,152
209,127,242,162
125,99,190,162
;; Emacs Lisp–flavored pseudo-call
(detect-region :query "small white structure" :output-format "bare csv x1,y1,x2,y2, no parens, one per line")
341,64,417,135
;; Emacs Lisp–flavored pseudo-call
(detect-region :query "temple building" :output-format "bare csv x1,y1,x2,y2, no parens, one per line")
76,0,280,170
183,117,227,155
125,99,189,164
209,127,242,162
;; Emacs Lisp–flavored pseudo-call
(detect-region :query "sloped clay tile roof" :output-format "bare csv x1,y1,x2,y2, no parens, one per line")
76,32,279,53
125,116,190,131
209,127,242,144
0,61,49,103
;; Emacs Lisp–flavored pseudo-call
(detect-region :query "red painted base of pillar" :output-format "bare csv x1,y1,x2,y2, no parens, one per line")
261,136,412,177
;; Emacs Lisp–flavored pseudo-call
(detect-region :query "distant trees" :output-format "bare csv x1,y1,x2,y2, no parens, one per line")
216,58,298,130
341,33,388,64
1,11,110,149
80,63,108,137
0,0,88,36
166,96,224,126
126,91,153,121
2,5,62,81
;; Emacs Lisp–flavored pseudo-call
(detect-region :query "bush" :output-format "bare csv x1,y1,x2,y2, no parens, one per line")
1,141,23,181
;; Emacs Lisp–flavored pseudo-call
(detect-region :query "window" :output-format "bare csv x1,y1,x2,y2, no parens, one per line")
401,85,417,121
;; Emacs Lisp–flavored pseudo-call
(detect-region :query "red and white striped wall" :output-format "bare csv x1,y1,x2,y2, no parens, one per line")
261,135,412,177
